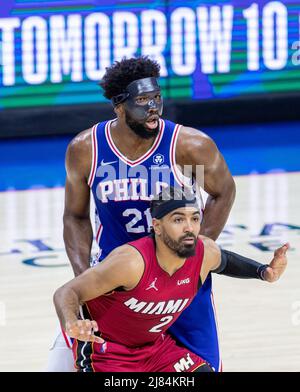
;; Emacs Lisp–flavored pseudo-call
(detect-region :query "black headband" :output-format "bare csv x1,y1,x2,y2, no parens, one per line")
111,77,160,107
151,197,199,220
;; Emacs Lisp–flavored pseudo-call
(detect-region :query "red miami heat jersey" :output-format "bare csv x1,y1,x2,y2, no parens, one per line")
86,236,204,347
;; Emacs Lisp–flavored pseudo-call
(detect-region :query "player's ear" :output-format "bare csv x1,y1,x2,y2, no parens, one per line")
114,103,125,117
152,218,161,236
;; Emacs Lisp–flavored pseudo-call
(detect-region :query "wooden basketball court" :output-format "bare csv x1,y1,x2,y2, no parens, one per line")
0,172,299,371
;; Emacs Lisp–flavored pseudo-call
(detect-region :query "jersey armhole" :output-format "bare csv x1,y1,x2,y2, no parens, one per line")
87,124,98,188
170,124,205,219
197,276,202,291
170,124,184,187
195,239,205,294
170,124,194,188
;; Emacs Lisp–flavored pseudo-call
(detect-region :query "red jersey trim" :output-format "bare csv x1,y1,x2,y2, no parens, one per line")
170,123,186,187
95,224,103,245
105,119,165,167
61,325,73,349
87,124,98,188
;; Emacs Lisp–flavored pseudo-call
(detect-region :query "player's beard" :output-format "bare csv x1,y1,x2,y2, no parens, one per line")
125,110,160,140
161,231,198,258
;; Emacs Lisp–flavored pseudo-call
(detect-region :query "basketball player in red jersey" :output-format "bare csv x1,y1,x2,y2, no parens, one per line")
54,187,289,372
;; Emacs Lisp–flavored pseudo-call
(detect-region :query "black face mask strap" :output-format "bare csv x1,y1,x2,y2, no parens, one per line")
111,92,130,107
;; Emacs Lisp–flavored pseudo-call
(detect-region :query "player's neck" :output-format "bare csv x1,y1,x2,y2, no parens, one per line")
110,119,157,160
155,238,186,276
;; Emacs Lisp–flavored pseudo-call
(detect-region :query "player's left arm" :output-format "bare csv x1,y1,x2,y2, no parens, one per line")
199,236,289,284
53,245,143,342
176,127,236,240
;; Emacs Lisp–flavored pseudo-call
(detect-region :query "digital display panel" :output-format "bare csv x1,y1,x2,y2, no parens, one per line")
0,0,299,109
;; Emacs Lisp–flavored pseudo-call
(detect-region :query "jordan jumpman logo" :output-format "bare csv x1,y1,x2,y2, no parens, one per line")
146,277,158,291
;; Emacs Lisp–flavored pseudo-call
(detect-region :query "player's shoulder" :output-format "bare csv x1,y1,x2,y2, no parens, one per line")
198,235,221,261
109,243,142,257
178,125,212,143
175,125,217,162
107,244,146,288
65,127,94,177
107,244,145,271
93,244,145,291
67,127,93,158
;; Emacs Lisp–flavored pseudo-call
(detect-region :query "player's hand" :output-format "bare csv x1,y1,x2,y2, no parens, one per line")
263,243,289,283
65,319,104,343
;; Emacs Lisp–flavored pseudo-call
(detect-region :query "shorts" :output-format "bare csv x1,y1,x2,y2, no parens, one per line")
73,333,211,372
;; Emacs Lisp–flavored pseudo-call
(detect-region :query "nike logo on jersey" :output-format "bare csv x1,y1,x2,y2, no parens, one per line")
177,278,190,286
100,159,118,166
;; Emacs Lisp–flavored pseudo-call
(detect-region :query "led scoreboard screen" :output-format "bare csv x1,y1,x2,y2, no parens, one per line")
0,0,300,109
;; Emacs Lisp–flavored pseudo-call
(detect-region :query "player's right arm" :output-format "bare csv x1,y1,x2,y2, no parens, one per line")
199,236,289,284
53,245,144,343
63,129,93,276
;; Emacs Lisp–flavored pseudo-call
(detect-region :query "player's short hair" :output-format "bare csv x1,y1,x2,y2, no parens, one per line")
100,56,161,100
